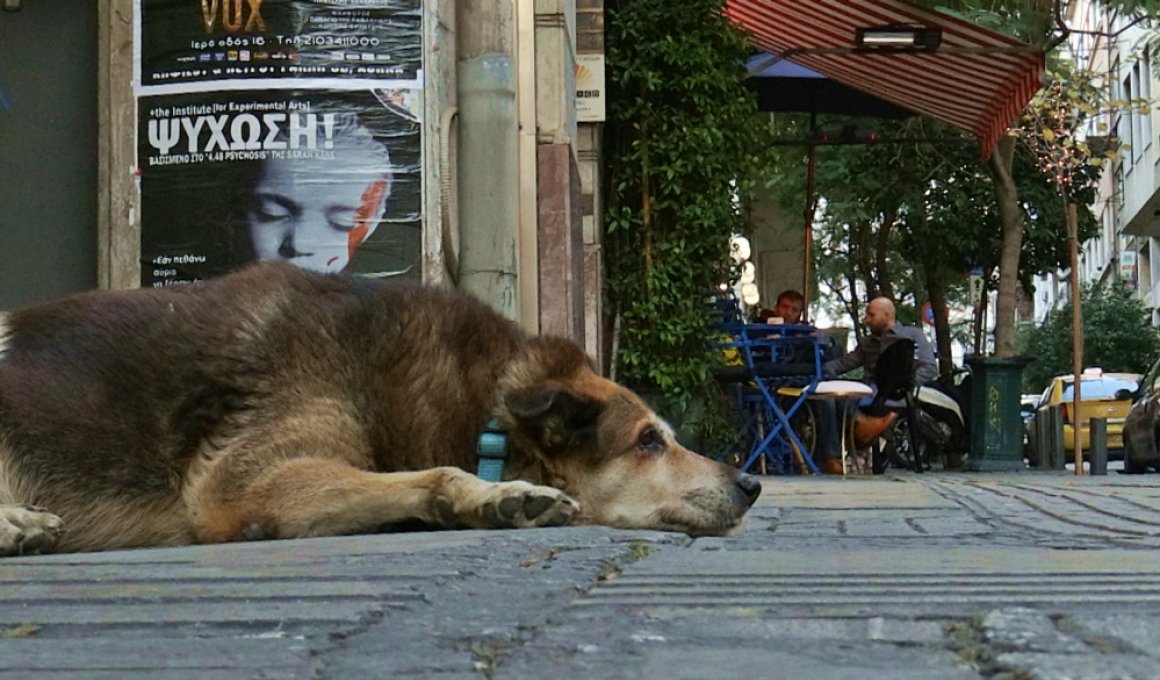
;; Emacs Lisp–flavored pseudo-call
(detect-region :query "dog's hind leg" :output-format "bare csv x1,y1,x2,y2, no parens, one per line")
0,504,64,556
190,457,580,543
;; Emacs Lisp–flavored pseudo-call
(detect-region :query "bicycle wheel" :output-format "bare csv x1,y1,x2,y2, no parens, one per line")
881,417,922,471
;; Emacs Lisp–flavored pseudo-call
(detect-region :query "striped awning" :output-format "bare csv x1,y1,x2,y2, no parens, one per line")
724,0,1046,157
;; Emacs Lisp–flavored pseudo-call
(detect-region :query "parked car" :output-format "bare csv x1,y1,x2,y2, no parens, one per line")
1122,356,1160,473
1020,393,1041,448
1020,394,1041,420
1024,369,1141,467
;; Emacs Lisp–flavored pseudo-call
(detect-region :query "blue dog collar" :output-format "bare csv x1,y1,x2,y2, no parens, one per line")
476,417,509,482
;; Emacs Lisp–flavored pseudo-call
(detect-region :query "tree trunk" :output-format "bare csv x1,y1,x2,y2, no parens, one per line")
987,135,1023,358
874,207,896,300
1067,202,1084,474
853,221,873,293
926,266,953,375
843,258,863,338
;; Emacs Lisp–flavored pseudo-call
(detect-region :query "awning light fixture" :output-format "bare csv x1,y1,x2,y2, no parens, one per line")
856,26,942,51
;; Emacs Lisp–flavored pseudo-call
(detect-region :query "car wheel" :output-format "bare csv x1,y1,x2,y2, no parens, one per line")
1024,437,1040,468
1123,436,1147,474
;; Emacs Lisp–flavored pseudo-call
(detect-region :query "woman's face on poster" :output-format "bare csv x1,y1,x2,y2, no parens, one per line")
246,130,391,274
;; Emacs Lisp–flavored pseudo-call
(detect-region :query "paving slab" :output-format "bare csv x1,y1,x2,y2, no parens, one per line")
639,646,979,680
993,652,1160,680
4,473,1160,678
1062,613,1160,658
0,638,312,670
757,476,960,510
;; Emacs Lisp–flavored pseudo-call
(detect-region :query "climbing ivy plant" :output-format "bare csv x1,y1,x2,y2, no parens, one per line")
603,0,770,426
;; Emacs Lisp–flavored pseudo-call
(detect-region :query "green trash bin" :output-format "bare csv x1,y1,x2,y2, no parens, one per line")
964,355,1030,471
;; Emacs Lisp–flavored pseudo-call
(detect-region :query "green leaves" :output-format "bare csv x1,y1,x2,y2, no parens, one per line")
1019,283,1160,391
604,0,768,445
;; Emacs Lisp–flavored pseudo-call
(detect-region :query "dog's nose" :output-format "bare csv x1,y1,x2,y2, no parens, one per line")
735,473,762,505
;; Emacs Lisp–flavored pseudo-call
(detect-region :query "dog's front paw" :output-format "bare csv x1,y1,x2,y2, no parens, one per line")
479,482,580,529
0,504,64,556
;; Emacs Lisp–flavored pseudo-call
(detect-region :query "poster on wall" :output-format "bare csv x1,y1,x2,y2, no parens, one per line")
135,0,422,91
137,88,422,287
575,53,605,123
134,0,425,288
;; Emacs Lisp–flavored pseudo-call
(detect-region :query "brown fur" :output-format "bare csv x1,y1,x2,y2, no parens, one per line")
0,262,759,555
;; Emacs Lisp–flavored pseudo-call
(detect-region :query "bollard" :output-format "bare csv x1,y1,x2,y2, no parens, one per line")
1039,408,1057,466
1089,417,1108,476
1045,404,1066,470
1051,404,1067,470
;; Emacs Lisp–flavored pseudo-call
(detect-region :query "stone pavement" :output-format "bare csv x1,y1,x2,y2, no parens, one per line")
4,471,1160,679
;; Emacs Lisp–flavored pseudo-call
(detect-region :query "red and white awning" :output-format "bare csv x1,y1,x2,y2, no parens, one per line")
725,0,1045,157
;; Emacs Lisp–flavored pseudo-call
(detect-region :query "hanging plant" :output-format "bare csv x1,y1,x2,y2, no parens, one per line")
603,0,770,438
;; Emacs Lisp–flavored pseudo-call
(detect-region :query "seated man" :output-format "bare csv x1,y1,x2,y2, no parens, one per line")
752,289,805,325
756,289,847,474
824,296,938,447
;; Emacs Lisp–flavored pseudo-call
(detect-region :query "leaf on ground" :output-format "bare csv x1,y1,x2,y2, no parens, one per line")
0,623,39,639
518,547,560,568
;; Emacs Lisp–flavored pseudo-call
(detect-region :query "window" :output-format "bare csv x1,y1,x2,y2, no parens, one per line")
1123,73,1135,161
1143,49,1154,152
1140,242,1153,292
1132,62,1145,159
1062,378,1139,401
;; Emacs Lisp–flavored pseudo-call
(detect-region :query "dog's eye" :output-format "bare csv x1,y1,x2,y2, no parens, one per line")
636,426,666,454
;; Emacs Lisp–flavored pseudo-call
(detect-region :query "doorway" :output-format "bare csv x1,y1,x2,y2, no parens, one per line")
0,3,98,309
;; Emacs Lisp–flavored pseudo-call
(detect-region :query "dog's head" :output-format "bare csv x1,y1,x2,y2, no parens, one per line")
500,340,761,536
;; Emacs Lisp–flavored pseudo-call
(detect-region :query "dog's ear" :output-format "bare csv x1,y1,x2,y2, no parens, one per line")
505,386,603,454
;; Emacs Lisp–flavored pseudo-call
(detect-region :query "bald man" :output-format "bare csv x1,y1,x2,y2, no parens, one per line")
824,297,938,446
825,298,937,382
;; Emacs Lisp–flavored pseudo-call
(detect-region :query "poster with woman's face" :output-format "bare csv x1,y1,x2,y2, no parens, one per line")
138,88,421,286
135,0,423,287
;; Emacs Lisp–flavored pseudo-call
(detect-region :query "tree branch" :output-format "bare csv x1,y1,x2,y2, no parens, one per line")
1045,0,1159,51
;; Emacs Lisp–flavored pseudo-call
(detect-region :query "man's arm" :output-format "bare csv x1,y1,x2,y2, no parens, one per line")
823,343,864,378
902,326,938,385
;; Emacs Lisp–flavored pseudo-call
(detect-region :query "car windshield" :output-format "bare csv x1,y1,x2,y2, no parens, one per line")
1061,378,1137,400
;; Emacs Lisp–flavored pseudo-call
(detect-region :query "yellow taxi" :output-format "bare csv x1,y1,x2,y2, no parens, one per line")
1026,368,1141,465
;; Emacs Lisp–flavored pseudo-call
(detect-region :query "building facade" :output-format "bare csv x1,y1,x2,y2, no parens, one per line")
1032,4,1159,326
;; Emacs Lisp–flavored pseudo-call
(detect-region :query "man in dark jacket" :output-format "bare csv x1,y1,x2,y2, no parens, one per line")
824,297,938,446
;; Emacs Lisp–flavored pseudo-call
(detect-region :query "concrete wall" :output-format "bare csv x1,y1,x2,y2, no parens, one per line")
534,0,602,360
577,0,604,370
749,188,805,311
537,144,584,342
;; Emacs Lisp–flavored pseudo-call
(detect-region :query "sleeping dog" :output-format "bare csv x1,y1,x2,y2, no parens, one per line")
0,262,760,554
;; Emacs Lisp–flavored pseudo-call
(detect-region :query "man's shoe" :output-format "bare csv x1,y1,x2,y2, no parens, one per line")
853,412,898,449
819,458,845,475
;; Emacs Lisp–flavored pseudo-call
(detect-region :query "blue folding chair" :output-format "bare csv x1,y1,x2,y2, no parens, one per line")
716,323,824,475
